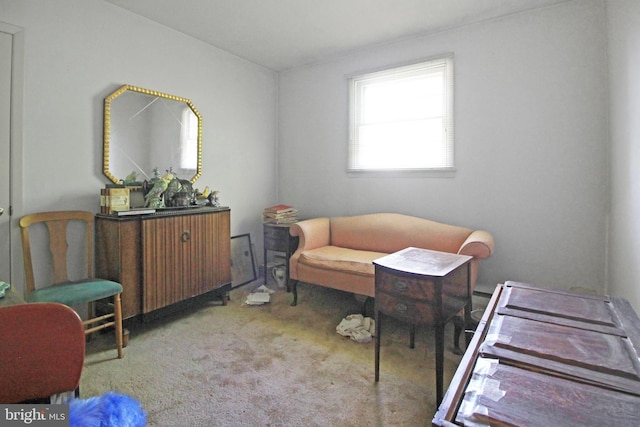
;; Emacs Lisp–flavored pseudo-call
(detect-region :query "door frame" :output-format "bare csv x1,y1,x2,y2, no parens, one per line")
0,21,25,292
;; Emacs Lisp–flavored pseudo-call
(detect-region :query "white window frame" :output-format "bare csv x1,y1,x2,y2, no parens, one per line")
348,54,454,172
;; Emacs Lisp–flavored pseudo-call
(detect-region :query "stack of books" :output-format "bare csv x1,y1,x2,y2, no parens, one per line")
262,204,298,224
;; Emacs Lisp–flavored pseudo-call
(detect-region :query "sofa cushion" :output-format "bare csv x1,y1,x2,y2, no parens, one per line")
330,213,472,254
298,246,388,277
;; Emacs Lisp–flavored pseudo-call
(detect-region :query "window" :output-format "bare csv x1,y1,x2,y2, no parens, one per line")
348,54,454,171
180,107,198,170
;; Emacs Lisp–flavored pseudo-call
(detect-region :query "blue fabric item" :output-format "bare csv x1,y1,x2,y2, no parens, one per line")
26,280,123,306
69,392,146,427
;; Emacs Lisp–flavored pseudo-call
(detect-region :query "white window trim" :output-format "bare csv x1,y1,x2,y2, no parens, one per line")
348,54,454,173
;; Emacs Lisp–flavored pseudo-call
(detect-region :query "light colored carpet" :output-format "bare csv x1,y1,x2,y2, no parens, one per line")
81,282,463,426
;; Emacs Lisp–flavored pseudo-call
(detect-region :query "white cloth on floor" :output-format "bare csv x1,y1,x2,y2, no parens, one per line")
336,314,376,343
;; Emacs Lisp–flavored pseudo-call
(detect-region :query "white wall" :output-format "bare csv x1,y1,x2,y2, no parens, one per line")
278,0,610,293
607,0,640,311
2,0,278,294
5,0,628,307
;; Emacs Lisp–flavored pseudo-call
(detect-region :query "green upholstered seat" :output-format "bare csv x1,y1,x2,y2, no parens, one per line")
26,280,123,307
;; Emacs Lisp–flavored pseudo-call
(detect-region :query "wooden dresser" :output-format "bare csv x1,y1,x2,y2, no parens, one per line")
96,207,231,319
433,281,640,426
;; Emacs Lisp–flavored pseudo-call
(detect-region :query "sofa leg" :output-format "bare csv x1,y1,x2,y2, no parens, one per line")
452,315,464,355
409,324,416,349
290,280,298,306
361,296,374,317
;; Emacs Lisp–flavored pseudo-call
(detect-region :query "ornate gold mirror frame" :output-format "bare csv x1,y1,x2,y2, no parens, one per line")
103,84,202,185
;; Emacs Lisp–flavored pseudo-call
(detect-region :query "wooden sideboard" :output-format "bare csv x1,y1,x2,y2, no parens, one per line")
96,207,231,319
433,281,640,426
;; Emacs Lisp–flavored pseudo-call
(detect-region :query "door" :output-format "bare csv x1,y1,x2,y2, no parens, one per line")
0,31,11,283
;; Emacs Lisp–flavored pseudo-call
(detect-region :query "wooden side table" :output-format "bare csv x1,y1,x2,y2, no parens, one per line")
263,222,299,290
373,247,472,406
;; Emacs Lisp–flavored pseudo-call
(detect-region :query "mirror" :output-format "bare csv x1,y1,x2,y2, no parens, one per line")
103,85,202,185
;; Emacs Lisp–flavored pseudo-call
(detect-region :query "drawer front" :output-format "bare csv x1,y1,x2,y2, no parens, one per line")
264,236,289,252
376,291,436,325
375,267,435,301
264,225,289,240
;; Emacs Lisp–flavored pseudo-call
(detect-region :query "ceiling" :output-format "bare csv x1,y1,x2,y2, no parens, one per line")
104,0,570,71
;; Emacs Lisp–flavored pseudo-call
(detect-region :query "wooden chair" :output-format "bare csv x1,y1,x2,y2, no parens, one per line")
19,210,124,358
0,302,85,403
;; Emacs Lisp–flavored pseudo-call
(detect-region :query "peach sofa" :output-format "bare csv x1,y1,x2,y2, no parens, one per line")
288,213,494,348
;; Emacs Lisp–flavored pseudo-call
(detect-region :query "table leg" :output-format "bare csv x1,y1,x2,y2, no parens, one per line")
375,310,381,382
464,262,473,347
284,248,290,292
435,322,445,406
452,315,464,355
263,246,268,286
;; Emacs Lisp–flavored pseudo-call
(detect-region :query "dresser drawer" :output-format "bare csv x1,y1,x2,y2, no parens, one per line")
375,267,436,301
376,291,436,325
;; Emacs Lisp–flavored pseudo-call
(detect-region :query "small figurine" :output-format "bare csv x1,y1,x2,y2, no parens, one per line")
197,186,211,200
193,186,209,206
179,179,194,203
208,190,220,207
163,174,183,207
124,171,138,185
149,167,161,184
144,172,173,208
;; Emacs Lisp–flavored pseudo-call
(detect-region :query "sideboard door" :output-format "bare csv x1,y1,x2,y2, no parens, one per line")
141,210,230,314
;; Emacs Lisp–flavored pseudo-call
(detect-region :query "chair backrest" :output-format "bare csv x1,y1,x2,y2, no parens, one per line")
19,210,95,297
0,302,85,403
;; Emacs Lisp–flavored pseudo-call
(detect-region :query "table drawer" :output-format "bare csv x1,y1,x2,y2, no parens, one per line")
264,225,289,240
375,267,436,301
376,291,436,325
264,236,289,252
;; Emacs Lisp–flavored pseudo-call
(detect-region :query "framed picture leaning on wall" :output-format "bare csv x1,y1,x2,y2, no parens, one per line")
230,234,257,288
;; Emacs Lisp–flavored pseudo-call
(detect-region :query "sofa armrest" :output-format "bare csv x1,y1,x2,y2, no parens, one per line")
290,217,331,250
289,218,330,279
457,230,494,260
